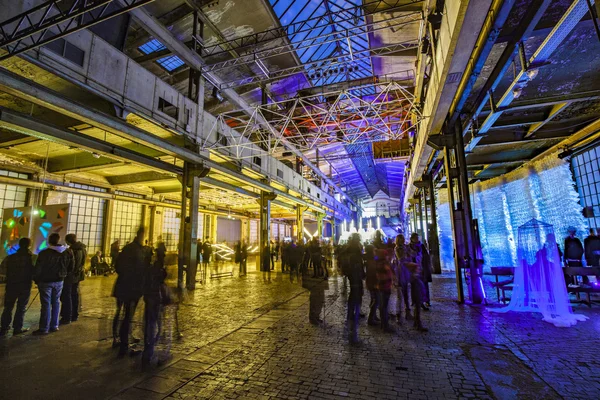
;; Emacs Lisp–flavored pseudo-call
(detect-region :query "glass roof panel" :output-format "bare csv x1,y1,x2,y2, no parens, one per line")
268,0,372,88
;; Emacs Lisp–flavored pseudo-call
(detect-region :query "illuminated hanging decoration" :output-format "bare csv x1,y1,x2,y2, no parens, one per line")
491,219,588,327
437,154,588,271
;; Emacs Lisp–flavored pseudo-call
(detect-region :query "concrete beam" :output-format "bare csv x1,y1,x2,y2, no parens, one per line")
48,157,126,174
0,106,180,174
106,171,177,186
124,3,357,209
405,0,493,205
0,131,39,148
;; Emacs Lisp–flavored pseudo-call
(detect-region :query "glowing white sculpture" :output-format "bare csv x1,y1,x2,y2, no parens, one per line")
492,219,588,327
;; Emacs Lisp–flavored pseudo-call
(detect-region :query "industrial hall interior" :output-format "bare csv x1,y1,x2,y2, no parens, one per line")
1,0,600,399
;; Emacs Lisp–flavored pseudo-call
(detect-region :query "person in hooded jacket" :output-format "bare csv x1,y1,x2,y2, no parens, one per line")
33,233,69,335
0,237,34,336
343,234,364,343
60,234,86,325
113,227,147,356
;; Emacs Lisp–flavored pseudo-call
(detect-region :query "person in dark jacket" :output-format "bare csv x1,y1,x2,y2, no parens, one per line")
0,237,34,336
110,239,120,269
202,237,212,272
155,236,167,269
421,240,433,310
113,227,147,356
142,256,167,369
564,227,586,284
375,248,394,333
261,243,272,282
33,233,69,335
584,228,600,267
60,234,86,325
235,241,248,277
343,235,364,343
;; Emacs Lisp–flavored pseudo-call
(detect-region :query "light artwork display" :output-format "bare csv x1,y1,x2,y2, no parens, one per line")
1,204,70,258
491,219,587,327
437,155,587,271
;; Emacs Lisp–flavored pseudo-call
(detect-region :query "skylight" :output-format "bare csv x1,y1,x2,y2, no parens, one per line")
138,38,166,54
268,0,372,88
157,55,185,72
138,39,184,72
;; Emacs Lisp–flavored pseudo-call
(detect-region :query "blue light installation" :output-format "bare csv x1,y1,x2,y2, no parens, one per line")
438,155,588,271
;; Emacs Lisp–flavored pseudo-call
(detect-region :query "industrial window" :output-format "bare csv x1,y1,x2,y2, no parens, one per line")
277,169,284,179
157,55,185,72
0,170,28,227
158,97,179,119
572,145,600,229
253,156,262,167
162,208,181,252
43,37,85,66
111,200,143,245
249,219,259,246
138,38,166,54
70,182,107,193
66,193,105,254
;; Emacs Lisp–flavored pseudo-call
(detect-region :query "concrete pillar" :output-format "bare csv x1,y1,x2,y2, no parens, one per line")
296,206,304,243
317,213,324,239
454,122,484,304
443,144,465,303
210,214,217,243
102,199,114,256
428,177,442,274
178,162,205,290
260,192,276,267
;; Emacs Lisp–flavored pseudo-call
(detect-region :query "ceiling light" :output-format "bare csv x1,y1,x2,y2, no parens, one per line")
92,152,101,159
212,86,224,102
512,88,522,99
526,69,538,80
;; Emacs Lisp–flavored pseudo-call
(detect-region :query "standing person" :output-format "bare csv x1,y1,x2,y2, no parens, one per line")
32,233,69,335
288,240,299,282
235,241,248,277
60,234,86,325
270,240,275,270
275,240,281,262
584,228,600,267
202,237,212,274
261,243,272,282
375,247,394,333
110,239,120,271
142,252,167,369
0,238,34,336
564,227,586,284
310,238,323,278
281,241,289,273
113,227,146,356
364,245,379,326
408,233,428,332
421,240,433,310
343,234,364,343
155,236,167,269
395,235,412,321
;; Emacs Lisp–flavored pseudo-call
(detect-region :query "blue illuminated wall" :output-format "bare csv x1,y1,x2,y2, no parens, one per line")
437,154,587,271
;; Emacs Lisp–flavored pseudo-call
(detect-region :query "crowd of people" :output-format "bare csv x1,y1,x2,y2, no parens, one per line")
336,231,432,344
0,228,175,370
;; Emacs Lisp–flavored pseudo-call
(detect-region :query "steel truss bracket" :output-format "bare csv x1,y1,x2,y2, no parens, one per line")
427,134,456,151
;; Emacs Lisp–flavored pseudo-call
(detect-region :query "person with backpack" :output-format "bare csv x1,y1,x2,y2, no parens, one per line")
0,237,34,336
60,234,86,325
33,233,69,335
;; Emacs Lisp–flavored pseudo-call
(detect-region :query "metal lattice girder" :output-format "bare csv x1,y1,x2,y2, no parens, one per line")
476,0,593,138
203,12,422,73
217,40,420,90
204,82,423,159
200,0,422,58
0,0,154,61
